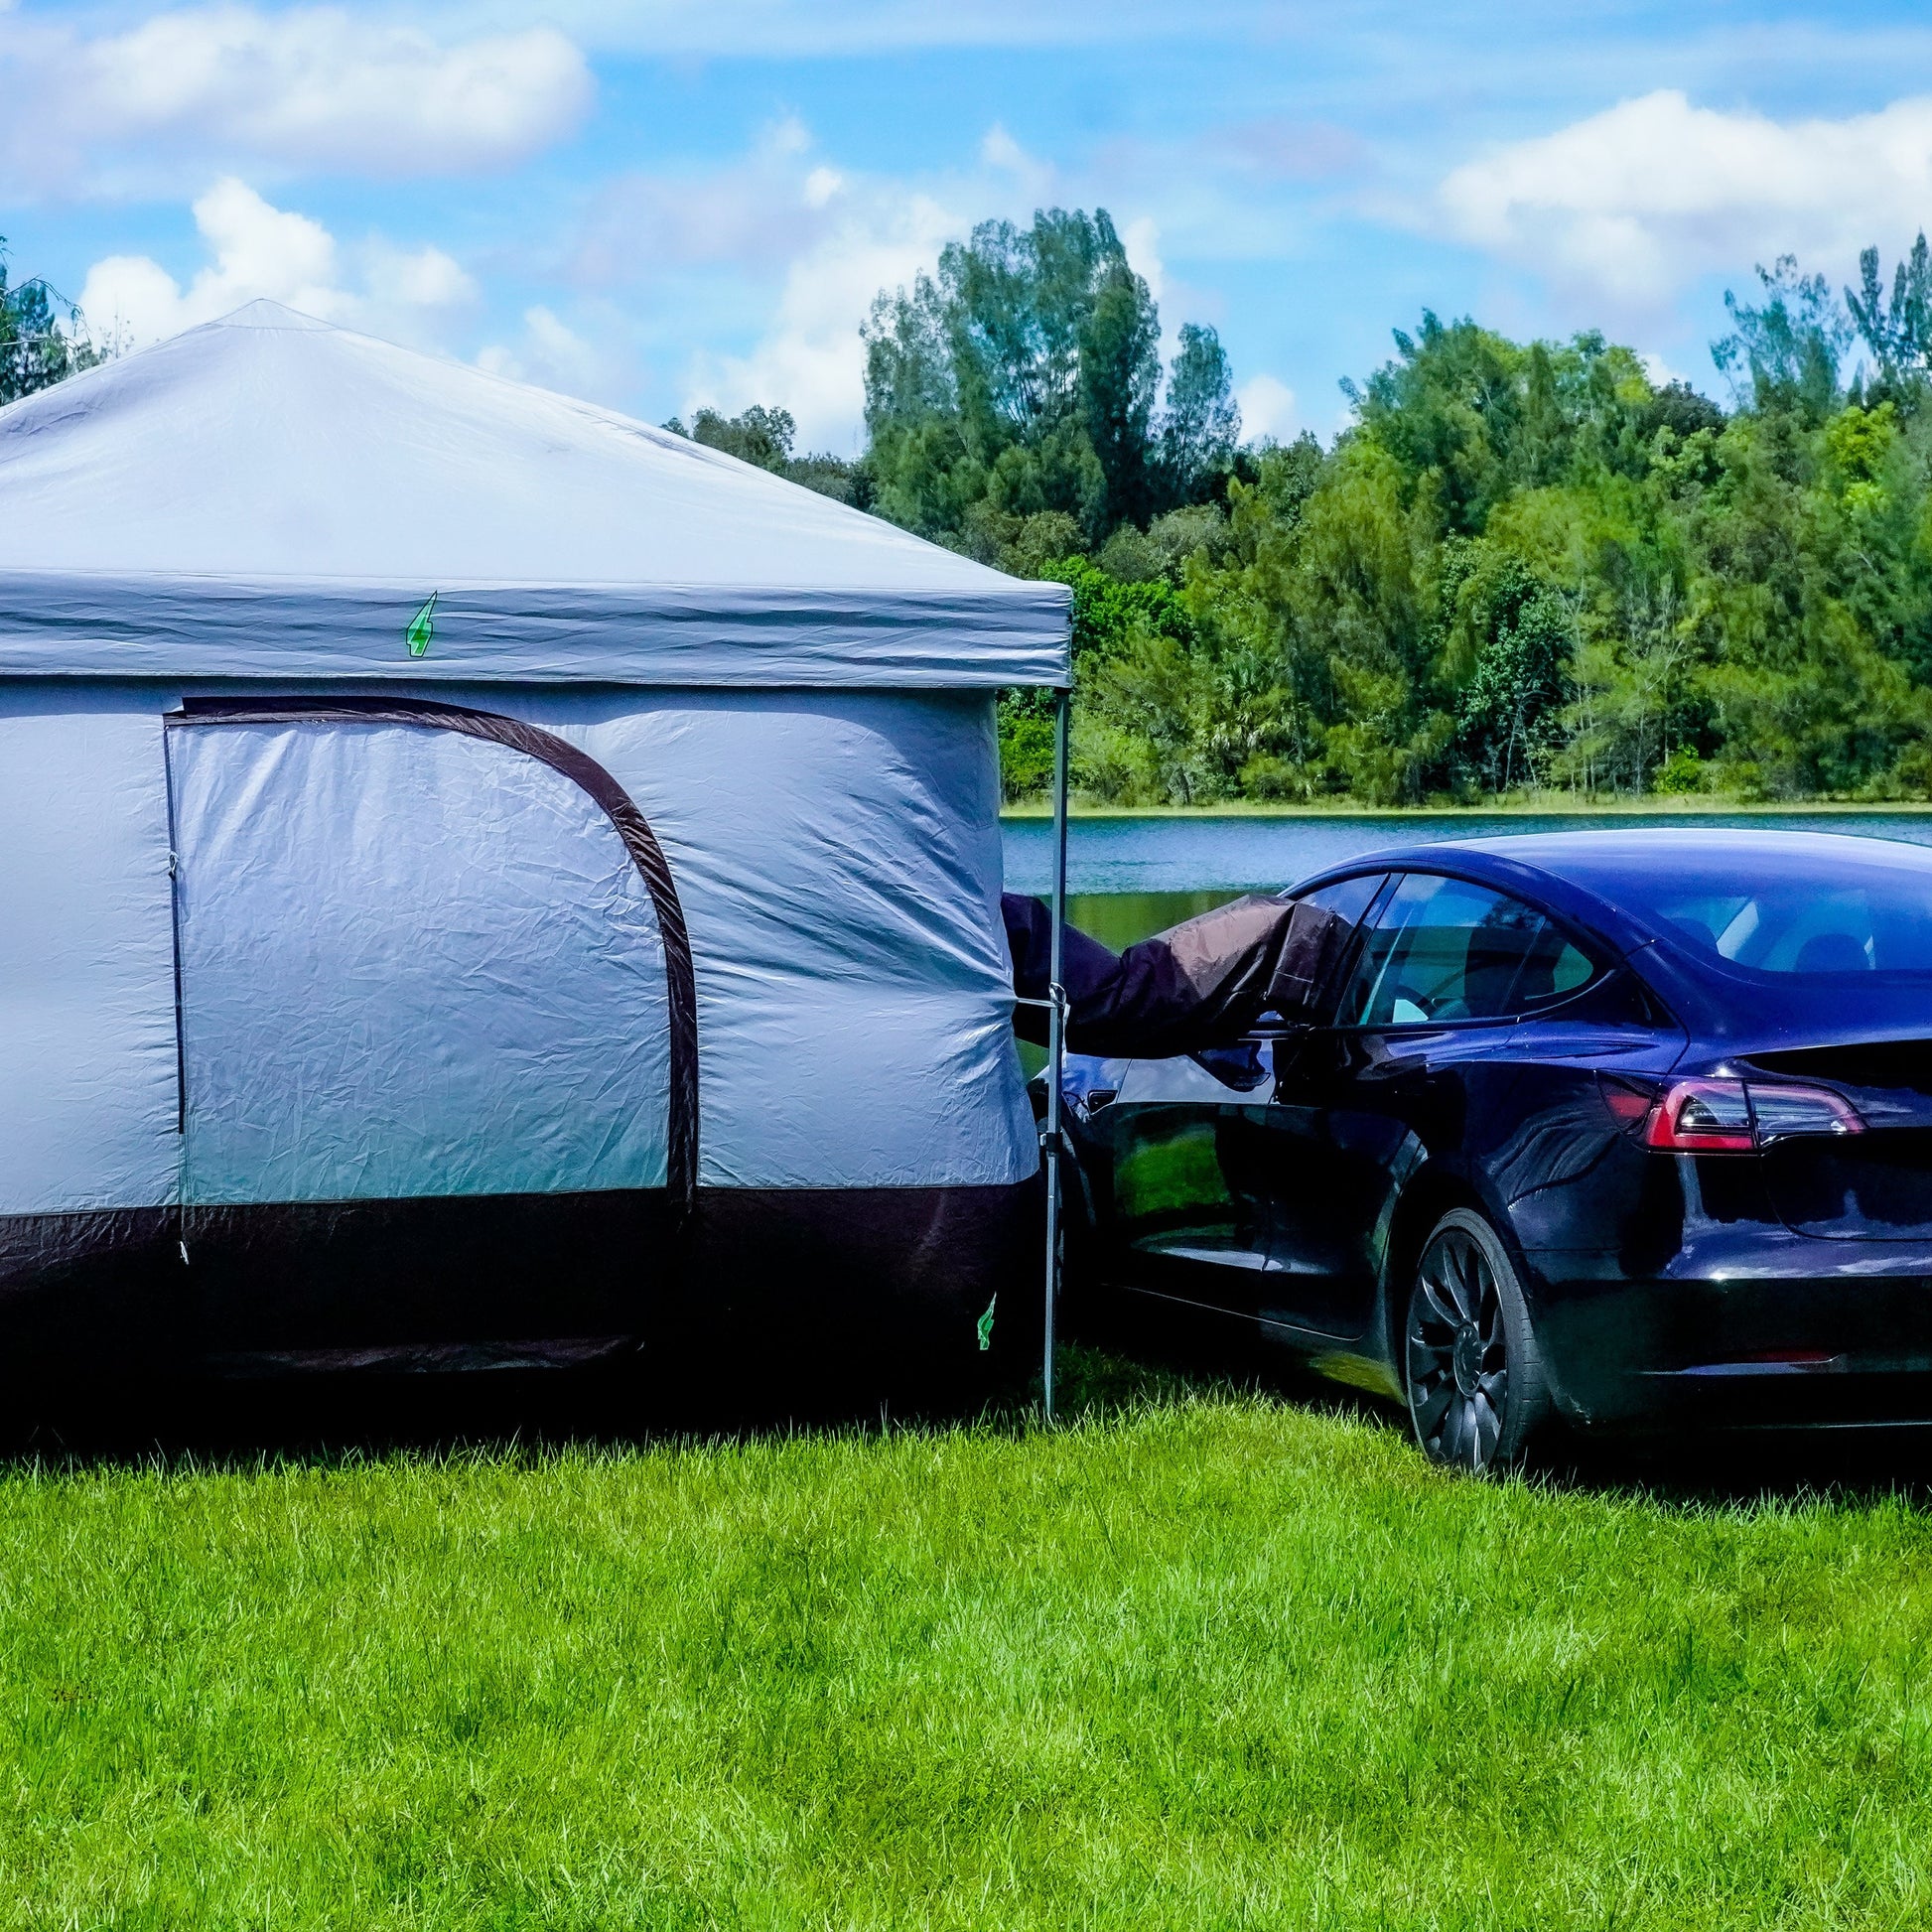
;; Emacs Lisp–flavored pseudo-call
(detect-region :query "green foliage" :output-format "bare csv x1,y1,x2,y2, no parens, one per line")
1847,233,1932,405
4,1370,1932,1925
862,208,1239,560
938,225,1932,804
1714,256,1851,421
664,403,874,509
0,240,101,404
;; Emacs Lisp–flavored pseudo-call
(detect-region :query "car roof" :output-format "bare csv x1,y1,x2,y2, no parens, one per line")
1302,826,1932,890
1294,827,1932,954
1290,827,1932,1045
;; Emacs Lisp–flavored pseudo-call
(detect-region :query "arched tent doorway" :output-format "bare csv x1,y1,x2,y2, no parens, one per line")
166,698,696,1367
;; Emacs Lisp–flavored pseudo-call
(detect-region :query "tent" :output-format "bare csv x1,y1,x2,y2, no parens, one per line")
0,301,1071,1401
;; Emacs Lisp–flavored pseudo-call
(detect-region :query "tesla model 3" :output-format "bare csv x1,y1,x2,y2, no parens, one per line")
1057,830,1932,1472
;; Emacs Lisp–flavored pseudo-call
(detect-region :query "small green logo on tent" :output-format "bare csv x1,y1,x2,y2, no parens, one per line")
406,592,438,658
977,1295,997,1351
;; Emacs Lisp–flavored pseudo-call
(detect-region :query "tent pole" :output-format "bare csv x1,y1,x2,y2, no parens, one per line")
1042,684,1070,1424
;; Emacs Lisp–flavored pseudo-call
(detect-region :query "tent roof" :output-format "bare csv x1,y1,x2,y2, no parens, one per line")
0,302,1070,688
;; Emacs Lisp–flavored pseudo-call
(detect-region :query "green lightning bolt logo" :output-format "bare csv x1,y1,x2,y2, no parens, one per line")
406,592,439,658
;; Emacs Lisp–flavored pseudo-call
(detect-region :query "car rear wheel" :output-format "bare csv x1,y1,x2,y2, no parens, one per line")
1406,1207,1551,1474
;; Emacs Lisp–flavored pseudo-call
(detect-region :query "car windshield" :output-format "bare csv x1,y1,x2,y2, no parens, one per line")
1552,840,1932,978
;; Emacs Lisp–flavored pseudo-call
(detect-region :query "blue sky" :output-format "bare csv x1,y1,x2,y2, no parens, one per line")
7,2,1932,452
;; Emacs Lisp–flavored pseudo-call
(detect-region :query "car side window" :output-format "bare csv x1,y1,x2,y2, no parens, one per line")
1292,872,1386,929
1340,873,1594,1027
1278,872,1386,1028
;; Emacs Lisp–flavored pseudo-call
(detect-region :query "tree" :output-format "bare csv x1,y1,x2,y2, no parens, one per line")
1846,234,1932,404
862,207,1235,556
669,403,797,470
850,220,1932,808
664,403,873,509
1156,323,1240,509
0,240,100,405
1713,256,1851,420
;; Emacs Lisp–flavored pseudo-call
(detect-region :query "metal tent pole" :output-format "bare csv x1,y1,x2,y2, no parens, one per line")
1042,686,1071,1423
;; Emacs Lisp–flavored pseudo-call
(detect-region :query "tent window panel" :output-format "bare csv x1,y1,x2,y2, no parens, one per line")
0,704,178,1214
169,721,671,1206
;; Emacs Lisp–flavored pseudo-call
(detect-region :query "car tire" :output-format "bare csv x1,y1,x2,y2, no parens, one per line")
1405,1206,1552,1474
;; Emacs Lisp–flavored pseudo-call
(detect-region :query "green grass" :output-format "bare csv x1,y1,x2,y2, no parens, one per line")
4,1354,1932,1928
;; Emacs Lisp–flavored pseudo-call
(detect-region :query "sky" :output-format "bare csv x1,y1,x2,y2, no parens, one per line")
8,1,1932,455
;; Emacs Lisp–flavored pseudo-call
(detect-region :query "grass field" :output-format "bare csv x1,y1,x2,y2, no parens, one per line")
3,1351,1931,1929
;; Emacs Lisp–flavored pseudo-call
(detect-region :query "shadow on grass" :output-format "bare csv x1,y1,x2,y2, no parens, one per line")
1066,1291,1932,1513
0,1325,1261,1478
6,1293,1932,1515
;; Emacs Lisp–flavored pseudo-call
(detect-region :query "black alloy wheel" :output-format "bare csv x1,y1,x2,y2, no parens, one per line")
1405,1207,1550,1474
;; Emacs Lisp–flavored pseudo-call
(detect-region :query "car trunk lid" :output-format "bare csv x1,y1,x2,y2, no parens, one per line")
1744,1038,1932,1239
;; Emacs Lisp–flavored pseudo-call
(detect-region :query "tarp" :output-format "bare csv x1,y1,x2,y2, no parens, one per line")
0,303,1071,689
1003,892,1350,1057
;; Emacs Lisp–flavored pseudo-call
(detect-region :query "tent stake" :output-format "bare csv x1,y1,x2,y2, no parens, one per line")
1042,685,1070,1424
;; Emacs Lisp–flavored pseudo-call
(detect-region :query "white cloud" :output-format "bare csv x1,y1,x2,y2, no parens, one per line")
1236,373,1297,443
1122,215,1167,305
365,238,476,311
573,118,855,281
454,0,1275,58
682,190,961,451
571,115,1185,449
477,305,611,393
980,123,1027,172
1441,90,1932,311
978,120,1055,202
1,6,592,194
78,178,478,346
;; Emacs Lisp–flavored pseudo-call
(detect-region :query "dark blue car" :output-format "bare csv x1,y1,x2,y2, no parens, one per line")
1058,829,1932,1471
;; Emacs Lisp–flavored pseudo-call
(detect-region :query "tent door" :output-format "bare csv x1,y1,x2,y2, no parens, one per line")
165,703,691,1364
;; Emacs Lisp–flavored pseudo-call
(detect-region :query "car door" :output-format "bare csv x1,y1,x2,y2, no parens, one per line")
1263,873,1581,1339
1096,873,1385,1319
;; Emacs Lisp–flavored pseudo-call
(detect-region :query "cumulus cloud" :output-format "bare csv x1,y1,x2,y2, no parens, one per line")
1122,215,1167,305
1236,373,1298,443
571,117,850,282
567,117,981,446
568,114,1202,449
681,190,962,451
1,5,591,194
978,121,1054,201
1441,90,1932,311
477,305,614,394
78,178,478,346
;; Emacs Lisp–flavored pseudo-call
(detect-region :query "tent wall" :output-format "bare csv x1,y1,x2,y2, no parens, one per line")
0,682,1035,1215
522,688,1036,1192
0,691,176,1216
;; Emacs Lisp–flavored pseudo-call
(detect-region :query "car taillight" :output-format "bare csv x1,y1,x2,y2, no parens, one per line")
1639,1077,1864,1154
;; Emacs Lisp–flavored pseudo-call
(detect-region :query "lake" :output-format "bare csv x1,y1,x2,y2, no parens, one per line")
1001,808,1932,951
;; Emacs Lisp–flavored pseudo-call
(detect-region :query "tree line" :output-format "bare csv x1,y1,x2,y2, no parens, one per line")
684,213,1932,807
19,214,1932,808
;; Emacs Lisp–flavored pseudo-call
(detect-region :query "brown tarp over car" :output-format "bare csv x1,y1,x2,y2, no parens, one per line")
1003,892,1349,1057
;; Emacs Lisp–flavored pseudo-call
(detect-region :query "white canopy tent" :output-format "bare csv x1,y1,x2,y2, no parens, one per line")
0,303,1072,1402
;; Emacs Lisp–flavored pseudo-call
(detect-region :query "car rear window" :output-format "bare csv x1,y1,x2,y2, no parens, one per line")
1592,851,1932,978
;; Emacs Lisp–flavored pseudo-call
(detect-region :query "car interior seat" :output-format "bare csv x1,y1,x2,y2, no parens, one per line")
1794,930,1871,974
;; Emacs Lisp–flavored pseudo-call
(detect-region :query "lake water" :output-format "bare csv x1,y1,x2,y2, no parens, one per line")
1002,808,1932,950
